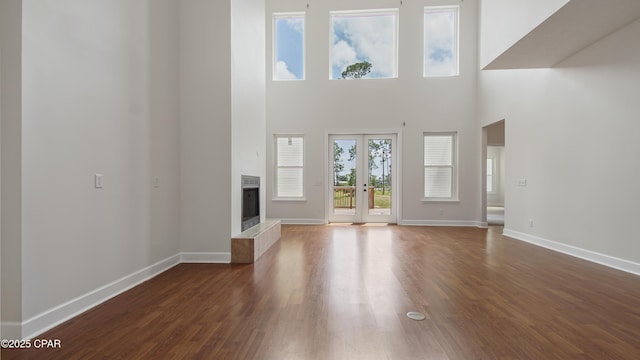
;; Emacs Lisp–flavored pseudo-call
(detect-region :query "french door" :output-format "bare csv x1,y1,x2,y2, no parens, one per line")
328,134,397,223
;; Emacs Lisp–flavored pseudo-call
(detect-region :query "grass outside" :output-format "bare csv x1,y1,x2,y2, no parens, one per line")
333,188,390,209
372,189,390,208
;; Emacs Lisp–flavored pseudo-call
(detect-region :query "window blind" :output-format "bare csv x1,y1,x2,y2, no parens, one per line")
424,133,456,199
276,136,304,198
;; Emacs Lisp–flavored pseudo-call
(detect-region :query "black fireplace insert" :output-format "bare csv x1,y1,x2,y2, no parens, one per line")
241,175,260,231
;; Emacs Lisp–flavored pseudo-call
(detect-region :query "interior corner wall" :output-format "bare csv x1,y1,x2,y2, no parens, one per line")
478,18,640,266
149,0,181,264
0,6,2,340
1,0,23,339
179,0,233,253
479,0,569,68
0,24,2,342
19,0,181,336
231,0,267,236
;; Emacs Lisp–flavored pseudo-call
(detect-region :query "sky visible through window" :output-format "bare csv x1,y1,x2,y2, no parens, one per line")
274,14,304,80
424,7,458,77
274,8,457,80
331,10,397,79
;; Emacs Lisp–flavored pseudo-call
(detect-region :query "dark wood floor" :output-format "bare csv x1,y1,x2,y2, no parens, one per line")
3,225,640,359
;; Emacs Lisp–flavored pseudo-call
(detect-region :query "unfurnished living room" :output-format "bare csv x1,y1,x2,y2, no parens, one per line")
2,0,640,359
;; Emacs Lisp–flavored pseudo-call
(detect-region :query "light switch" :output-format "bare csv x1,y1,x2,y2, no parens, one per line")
95,174,104,189
518,178,527,187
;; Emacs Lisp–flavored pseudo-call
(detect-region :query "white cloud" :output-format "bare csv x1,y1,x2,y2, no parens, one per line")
331,40,358,70
275,61,297,80
331,12,397,78
424,10,457,76
424,58,456,77
285,18,304,34
424,11,454,49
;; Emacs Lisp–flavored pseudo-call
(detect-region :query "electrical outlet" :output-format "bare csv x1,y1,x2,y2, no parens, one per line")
529,219,534,228
153,176,160,188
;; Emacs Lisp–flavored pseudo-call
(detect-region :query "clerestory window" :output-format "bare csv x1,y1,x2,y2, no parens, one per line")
330,9,398,80
273,13,305,81
424,6,459,77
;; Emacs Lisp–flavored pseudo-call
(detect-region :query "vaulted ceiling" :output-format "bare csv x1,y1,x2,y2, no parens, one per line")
484,0,640,69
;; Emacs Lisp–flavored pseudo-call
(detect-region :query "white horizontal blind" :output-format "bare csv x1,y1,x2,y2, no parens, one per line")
424,133,456,198
276,136,304,198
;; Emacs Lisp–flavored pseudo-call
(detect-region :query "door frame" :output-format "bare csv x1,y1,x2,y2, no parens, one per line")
325,129,402,224
482,119,506,227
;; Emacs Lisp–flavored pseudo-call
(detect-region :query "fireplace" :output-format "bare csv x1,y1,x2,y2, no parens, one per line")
241,175,260,231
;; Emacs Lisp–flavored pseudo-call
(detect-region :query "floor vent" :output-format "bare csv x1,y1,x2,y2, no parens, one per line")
406,311,426,321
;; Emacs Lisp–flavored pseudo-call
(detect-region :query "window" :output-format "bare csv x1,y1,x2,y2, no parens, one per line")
330,9,398,80
487,158,495,193
275,135,304,198
424,133,457,199
424,6,459,77
273,13,305,80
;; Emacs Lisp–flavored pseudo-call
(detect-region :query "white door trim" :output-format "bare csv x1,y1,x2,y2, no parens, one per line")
325,129,402,224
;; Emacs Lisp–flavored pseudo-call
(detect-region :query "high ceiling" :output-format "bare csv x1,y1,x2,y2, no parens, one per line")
483,0,640,69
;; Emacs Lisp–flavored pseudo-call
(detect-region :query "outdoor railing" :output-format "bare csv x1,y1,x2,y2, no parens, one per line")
333,186,374,209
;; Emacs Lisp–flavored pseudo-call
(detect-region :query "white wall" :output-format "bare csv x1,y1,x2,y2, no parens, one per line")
179,0,233,254
1,0,23,339
18,0,180,334
149,0,181,265
479,18,640,266
4,0,264,338
266,0,480,225
0,2,2,340
479,0,568,68
231,0,267,235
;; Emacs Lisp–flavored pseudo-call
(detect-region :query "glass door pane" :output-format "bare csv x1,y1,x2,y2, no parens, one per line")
332,138,358,218
328,133,396,224
362,134,397,223
367,138,392,217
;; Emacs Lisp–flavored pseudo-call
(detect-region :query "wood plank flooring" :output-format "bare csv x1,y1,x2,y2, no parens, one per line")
3,225,640,359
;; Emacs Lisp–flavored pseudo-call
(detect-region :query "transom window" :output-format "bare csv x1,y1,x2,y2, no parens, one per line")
330,9,398,80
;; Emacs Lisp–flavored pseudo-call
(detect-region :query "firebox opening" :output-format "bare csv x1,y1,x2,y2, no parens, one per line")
241,175,260,231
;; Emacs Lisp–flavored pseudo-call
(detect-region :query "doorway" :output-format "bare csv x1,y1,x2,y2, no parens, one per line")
483,120,505,226
328,133,397,223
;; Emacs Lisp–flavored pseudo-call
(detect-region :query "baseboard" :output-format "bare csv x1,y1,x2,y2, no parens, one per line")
503,228,640,276
19,254,181,340
280,219,489,228
180,252,231,263
279,218,327,225
400,219,486,228
7,251,232,340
